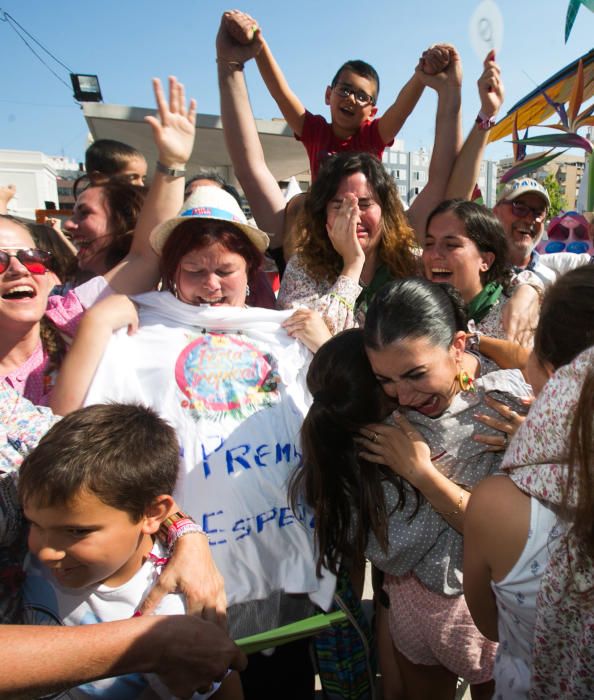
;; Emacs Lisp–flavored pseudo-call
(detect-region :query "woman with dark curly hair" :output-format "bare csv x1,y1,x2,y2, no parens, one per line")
277,152,420,333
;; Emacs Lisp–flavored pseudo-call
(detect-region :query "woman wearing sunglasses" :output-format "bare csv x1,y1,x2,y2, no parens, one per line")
0,77,197,406
0,218,70,404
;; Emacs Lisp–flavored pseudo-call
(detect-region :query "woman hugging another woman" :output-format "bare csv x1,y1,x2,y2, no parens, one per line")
292,277,533,699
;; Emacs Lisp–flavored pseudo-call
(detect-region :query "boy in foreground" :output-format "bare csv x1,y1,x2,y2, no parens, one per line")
19,403,241,699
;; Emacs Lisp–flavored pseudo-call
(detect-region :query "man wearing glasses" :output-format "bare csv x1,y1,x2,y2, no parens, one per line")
493,178,591,287
492,179,554,282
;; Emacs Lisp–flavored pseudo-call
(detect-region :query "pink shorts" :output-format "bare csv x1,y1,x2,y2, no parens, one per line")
384,573,496,684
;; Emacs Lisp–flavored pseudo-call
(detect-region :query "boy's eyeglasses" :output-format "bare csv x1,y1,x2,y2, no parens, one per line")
0,248,52,274
503,200,547,223
333,83,375,106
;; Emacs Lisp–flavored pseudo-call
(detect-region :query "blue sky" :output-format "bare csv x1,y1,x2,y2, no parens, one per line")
1,0,592,165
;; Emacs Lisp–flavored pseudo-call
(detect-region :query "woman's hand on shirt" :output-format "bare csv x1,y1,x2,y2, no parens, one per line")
144,76,197,170
85,294,139,336
473,395,532,452
282,308,332,353
358,413,435,489
139,532,227,628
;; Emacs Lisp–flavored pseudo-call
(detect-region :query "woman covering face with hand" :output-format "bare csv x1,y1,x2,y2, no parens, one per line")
277,152,419,334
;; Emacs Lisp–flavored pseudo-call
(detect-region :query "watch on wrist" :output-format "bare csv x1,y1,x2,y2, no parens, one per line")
156,160,186,178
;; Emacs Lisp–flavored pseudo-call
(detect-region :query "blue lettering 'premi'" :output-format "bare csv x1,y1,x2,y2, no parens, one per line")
200,441,301,478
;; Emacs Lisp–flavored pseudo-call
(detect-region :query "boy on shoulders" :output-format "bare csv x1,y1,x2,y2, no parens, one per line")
224,10,450,179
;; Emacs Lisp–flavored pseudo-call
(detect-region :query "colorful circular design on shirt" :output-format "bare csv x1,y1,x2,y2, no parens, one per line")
175,333,280,415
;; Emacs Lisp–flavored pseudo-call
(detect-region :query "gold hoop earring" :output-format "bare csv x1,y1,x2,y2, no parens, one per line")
172,282,179,299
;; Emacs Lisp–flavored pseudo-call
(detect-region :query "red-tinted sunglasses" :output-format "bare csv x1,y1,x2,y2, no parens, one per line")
0,248,52,274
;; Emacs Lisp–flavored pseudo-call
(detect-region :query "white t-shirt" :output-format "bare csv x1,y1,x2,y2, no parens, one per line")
23,541,219,699
532,251,590,287
84,292,335,613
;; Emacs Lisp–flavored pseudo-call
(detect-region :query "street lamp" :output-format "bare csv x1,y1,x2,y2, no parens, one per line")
70,73,103,102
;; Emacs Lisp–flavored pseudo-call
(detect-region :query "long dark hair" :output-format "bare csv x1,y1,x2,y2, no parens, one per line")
534,266,594,370
290,329,407,576
97,182,147,269
566,365,594,560
364,277,468,352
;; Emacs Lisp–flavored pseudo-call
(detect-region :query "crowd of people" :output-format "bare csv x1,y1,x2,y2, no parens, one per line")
1,8,593,700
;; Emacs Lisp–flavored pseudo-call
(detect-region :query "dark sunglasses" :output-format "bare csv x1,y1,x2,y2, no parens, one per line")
0,248,52,274
503,199,547,223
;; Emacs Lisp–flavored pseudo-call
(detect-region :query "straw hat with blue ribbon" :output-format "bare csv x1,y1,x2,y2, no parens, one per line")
150,186,270,254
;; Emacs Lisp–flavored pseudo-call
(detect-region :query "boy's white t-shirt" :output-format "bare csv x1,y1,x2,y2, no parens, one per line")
84,293,335,612
23,541,219,699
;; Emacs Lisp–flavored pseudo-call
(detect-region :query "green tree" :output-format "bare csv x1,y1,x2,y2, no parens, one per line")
541,173,567,218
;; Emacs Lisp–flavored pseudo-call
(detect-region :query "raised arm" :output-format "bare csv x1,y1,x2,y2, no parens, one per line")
406,45,463,242
217,11,286,243
105,77,196,295
377,74,425,145
376,45,450,145
445,51,504,200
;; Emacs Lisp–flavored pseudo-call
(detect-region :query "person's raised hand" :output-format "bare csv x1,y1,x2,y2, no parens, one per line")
416,44,462,92
216,10,264,65
421,45,450,75
144,77,196,169
478,50,504,120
